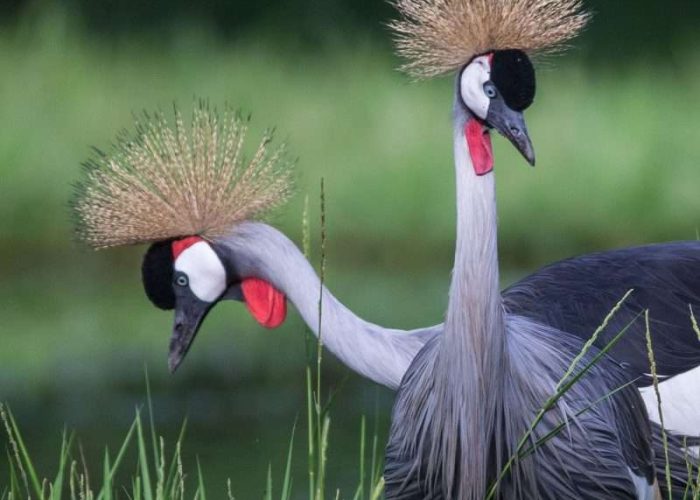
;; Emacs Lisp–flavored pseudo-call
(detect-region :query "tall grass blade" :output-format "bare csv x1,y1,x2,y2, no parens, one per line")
6,450,19,500
102,449,112,500
305,365,315,500
164,418,188,495
370,397,382,489
302,193,315,500
156,437,166,500
69,460,77,500
145,367,161,472
50,429,72,500
227,479,235,500
556,289,633,391
314,177,327,500
265,463,273,500
2,404,43,498
96,418,136,500
196,458,206,500
315,415,330,500
369,477,385,500
280,422,296,500
135,409,154,500
352,416,366,500
644,310,673,500
134,476,142,500
690,305,700,342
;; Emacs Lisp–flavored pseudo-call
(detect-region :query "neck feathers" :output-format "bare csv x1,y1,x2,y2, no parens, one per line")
445,108,503,361
430,100,505,498
218,222,430,389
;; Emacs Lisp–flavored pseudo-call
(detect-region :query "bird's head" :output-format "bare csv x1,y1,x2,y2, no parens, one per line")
458,50,536,174
142,235,287,373
390,0,590,175
72,104,293,374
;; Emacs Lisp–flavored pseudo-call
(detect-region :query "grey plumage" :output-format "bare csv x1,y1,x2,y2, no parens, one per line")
215,221,436,388
213,221,697,498
385,316,655,499
381,92,656,499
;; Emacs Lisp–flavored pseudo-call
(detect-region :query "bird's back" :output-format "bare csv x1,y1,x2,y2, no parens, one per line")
504,241,700,382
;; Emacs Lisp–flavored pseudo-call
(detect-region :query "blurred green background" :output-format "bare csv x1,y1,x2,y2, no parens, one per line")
1,0,699,497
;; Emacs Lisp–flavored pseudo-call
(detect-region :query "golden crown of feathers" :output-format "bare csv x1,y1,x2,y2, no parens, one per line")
390,0,590,78
73,103,294,249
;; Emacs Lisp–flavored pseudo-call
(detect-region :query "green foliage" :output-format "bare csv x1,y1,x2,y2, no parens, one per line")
1,400,187,499
1,377,382,499
302,179,384,500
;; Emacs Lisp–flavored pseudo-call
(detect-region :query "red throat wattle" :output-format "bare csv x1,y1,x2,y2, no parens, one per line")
241,278,287,328
465,118,494,176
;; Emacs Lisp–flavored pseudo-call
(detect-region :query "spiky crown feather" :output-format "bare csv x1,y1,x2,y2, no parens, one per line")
73,103,294,249
390,0,590,79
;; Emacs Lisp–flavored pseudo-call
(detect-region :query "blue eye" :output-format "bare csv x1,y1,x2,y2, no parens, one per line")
484,83,497,99
176,275,189,287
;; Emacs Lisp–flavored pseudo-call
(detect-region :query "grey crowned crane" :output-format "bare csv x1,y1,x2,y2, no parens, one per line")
379,0,695,497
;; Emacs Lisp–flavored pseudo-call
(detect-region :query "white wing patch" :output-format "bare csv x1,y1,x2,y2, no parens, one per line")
174,242,227,303
459,55,491,120
640,365,700,436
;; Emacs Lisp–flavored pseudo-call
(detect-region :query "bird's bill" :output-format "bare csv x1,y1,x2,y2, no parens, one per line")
167,280,286,373
168,296,213,373
486,100,535,166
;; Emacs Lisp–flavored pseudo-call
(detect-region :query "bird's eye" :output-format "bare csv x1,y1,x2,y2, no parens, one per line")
176,275,189,287
484,83,497,99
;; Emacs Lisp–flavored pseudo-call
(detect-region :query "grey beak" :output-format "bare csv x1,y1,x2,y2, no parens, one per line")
486,100,536,166
168,297,212,374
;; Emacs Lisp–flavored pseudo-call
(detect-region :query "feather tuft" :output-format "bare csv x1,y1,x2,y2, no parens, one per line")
72,102,294,249
390,0,590,78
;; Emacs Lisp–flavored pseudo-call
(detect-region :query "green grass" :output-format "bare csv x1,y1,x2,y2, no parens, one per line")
2,384,384,500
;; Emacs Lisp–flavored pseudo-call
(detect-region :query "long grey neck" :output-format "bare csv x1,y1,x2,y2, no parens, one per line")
219,222,435,390
443,101,504,365
431,97,505,499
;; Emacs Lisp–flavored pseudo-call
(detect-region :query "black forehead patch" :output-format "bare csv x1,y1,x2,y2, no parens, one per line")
142,240,175,310
491,49,536,112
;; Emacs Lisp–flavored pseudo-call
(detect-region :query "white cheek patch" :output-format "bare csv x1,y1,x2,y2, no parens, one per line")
174,242,227,303
460,56,491,120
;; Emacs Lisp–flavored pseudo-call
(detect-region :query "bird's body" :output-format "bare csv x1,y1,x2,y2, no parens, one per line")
386,317,655,499
381,95,658,499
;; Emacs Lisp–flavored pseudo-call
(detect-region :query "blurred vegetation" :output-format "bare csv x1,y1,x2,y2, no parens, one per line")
2,0,699,60
0,2,699,496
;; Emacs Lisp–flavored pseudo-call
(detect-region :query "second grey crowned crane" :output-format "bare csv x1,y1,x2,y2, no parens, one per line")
382,0,669,498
